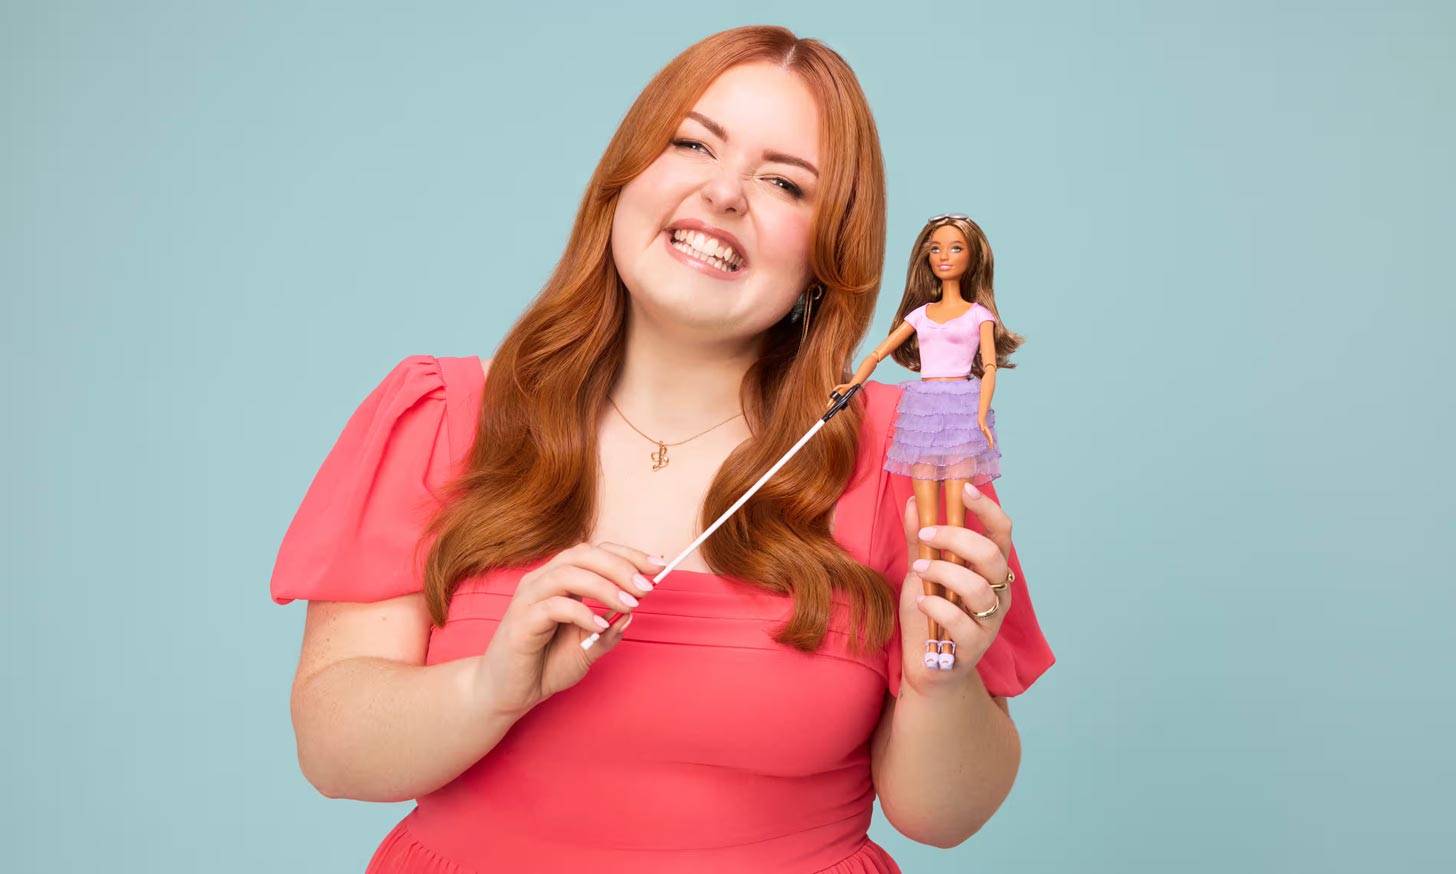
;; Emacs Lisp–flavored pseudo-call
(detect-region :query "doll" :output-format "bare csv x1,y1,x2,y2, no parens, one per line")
833,214,1024,671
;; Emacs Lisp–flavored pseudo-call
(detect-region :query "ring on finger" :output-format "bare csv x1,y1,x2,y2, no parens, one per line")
971,597,1001,620
989,567,1014,592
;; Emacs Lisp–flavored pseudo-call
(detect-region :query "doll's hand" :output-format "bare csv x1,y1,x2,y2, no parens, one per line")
978,413,996,450
832,381,859,399
897,483,1014,695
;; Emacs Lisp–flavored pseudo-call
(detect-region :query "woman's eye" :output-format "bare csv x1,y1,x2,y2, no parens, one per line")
767,177,804,199
672,138,710,155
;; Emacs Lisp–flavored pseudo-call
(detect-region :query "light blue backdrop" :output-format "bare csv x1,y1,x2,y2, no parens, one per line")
4,2,1451,871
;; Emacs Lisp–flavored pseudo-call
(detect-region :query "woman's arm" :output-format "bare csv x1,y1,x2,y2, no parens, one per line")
869,481,1024,846
870,675,1020,847
290,594,524,802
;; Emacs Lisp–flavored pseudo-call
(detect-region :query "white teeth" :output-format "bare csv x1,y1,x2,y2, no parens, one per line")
670,228,743,271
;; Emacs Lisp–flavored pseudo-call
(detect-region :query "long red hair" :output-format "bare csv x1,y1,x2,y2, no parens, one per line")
421,26,891,657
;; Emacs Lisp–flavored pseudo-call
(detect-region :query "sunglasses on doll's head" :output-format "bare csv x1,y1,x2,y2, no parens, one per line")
928,213,970,223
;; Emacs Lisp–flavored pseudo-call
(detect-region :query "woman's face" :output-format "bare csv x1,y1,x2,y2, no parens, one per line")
928,224,971,283
611,61,821,343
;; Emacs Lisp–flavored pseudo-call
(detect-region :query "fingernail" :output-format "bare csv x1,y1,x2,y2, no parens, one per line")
963,483,980,499
916,595,926,605
912,558,931,572
619,614,634,632
648,554,668,566
593,615,610,630
618,591,640,608
632,573,654,593
918,526,937,540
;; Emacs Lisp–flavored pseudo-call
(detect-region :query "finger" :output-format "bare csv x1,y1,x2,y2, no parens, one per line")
594,541,670,585
917,593,999,641
916,519,1002,584
960,482,1011,552
533,542,663,587
531,543,656,602
901,493,920,573
534,563,645,615
580,609,635,656
911,557,997,615
531,594,614,639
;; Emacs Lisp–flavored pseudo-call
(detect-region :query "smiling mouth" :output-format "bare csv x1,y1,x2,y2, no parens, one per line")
667,228,746,273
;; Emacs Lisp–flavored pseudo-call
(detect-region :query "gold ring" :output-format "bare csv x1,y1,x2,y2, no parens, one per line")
989,567,1013,591
971,596,1000,620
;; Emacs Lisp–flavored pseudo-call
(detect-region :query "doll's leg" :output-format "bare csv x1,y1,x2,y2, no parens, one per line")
911,476,943,669
938,477,972,669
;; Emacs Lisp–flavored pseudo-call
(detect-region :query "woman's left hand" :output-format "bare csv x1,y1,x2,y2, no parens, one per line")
897,481,1013,694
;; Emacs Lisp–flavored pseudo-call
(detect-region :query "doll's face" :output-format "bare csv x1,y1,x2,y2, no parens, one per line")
927,224,971,282
610,61,821,343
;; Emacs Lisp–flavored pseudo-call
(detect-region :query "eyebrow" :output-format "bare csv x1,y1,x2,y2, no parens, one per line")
685,111,820,177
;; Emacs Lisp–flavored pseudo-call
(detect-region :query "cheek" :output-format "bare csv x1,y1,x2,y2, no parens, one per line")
758,211,814,273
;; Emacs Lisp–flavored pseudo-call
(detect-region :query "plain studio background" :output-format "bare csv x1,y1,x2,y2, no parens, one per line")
3,2,1451,871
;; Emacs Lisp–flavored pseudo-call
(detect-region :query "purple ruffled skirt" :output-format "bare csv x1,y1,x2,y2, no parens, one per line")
883,378,1002,483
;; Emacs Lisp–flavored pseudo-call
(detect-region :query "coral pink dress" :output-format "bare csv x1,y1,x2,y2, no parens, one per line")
269,355,1055,874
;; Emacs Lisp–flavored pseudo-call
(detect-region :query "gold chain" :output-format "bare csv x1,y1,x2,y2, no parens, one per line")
607,396,744,471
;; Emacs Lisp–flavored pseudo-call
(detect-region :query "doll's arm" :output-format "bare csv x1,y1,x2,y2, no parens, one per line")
977,319,997,416
846,319,917,386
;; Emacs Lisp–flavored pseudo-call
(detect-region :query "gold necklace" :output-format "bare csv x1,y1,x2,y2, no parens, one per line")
608,396,744,471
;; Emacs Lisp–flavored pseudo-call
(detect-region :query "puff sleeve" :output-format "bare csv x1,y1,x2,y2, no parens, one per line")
971,302,997,331
268,355,456,604
902,305,925,331
865,384,1055,698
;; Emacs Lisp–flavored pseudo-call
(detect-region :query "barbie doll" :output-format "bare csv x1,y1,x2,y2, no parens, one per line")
833,214,1025,670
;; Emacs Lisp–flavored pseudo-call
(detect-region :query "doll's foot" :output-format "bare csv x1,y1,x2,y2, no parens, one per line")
923,639,941,670
936,640,957,670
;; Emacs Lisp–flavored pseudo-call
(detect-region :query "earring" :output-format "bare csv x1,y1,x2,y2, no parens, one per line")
796,282,826,344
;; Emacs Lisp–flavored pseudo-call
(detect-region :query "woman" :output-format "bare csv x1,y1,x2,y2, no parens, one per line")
270,25,1054,873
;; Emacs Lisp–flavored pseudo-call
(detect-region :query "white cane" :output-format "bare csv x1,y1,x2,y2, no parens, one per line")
580,383,864,651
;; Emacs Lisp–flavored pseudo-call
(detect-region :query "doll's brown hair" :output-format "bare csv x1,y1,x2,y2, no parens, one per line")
419,26,893,657
888,216,1025,377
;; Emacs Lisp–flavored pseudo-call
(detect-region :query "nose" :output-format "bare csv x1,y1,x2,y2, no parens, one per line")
700,166,748,216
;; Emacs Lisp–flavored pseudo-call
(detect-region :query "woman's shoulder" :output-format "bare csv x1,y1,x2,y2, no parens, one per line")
374,353,488,442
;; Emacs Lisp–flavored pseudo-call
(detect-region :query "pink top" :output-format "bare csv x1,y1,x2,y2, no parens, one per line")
904,302,998,378
269,354,1054,874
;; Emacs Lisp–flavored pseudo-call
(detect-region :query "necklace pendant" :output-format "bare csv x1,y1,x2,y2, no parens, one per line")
651,442,669,471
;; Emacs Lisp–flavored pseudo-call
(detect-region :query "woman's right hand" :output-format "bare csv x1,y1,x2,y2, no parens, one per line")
471,542,662,718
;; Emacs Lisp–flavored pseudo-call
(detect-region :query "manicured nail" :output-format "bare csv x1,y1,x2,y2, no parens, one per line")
648,554,668,566
618,591,640,608
619,614,634,633
918,526,937,540
912,558,931,572
632,573,654,593
593,615,610,630
963,483,981,499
